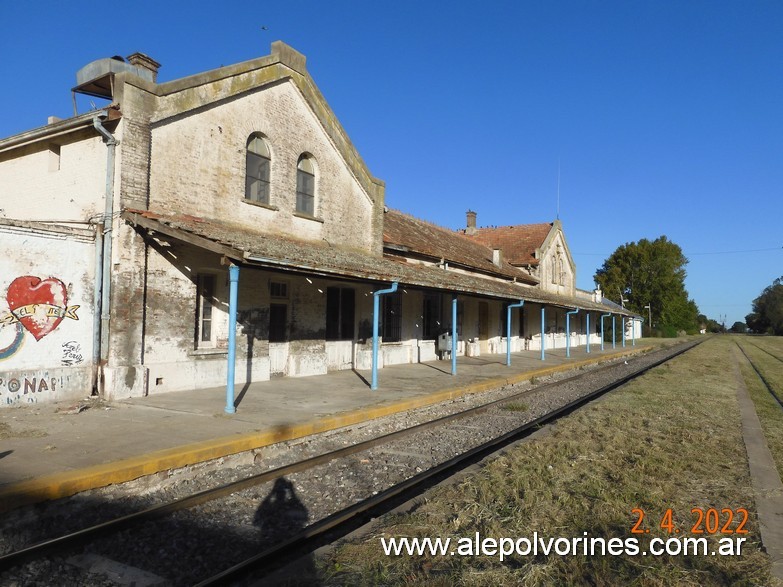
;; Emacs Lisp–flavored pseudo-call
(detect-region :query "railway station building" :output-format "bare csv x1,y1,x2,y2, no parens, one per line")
0,42,637,407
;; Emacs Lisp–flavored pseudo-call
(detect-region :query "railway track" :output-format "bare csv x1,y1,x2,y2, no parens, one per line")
0,340,701,585
736,340,783,410
744,339,783,365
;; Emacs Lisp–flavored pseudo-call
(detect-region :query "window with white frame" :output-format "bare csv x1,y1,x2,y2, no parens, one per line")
296,154,316,216
245,134,271,204
196,274,216,348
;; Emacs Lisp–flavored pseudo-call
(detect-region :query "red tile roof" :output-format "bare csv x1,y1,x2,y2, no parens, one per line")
464,223,553,266
383,209,537,284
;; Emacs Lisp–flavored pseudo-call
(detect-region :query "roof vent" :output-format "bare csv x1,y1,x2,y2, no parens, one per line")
73,53,160,99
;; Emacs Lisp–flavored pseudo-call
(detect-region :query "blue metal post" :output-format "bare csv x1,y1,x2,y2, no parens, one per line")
586,313,591,353
225,264,239,414
451,294,458,375
506,300,524,366
612,315,616,349
540,306,546,361
600,313,610,351
566,308,579,358
371,282,398,390
622,316,626,348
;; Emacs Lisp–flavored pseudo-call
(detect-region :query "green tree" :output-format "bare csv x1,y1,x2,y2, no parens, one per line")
730,321,747,334
745,276,783,335
594,236,699,335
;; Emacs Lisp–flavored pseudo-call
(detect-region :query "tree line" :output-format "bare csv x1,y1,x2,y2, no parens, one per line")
594,237,781,337
746,276,783,335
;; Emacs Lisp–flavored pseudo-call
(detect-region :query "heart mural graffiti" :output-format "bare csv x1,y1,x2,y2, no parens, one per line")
1,276,79,341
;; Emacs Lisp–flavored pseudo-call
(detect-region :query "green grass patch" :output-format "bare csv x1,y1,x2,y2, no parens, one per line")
314,338,775,586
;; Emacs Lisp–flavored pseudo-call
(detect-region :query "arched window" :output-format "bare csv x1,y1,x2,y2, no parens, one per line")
296,154,315,216
245,134,270,204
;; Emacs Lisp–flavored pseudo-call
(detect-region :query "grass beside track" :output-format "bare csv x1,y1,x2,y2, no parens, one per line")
313,337,775,586
737,336,783,479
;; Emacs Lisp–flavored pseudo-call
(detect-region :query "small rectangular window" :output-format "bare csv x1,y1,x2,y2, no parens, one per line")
326,287,355,340
422,292,442,340
382,292,402,342
270,281,288,299
196,274,216,347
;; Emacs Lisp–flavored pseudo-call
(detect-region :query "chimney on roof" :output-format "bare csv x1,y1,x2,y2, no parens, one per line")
492,248,503,267
465,210,477,235
126,52,161,82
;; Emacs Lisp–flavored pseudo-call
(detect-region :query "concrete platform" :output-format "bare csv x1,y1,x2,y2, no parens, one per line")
0,343,654,512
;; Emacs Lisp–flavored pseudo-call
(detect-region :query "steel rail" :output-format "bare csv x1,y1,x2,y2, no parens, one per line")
744,340,783,365
196,340,702,586
0,342,692,573
736,341,783,411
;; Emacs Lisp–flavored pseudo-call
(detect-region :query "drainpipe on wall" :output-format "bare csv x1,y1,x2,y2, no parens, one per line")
91,113,116,394
600,313,611,351
371,282,398,390
91,226,103,392
566,308,579,358
506,300,524,366
540,306,546,361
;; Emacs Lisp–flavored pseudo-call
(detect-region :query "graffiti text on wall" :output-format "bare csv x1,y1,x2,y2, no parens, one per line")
61,341,84,366
0,375,67,404
0,276,79,362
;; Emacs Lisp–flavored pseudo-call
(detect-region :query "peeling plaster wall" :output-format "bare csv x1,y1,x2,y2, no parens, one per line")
148,81,375,254
0,227,96,407
0,132,106,222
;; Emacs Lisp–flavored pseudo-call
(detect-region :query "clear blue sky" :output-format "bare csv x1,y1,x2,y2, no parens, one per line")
2,1,781,327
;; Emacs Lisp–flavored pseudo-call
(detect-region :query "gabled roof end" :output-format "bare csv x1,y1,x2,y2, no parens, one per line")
271,41,307,76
